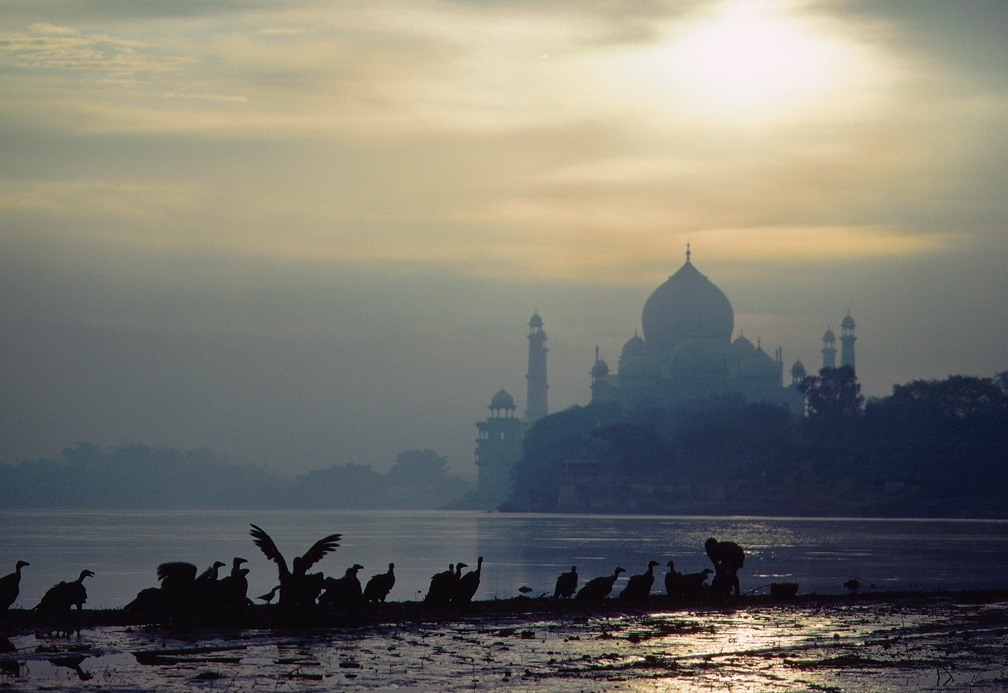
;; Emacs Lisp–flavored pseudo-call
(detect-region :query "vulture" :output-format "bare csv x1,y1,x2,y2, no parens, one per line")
0,561,29,612
320,564,365,615
681,568,713,597
425,562,465,606
576,566,625,602
217,557,250,611
553,565,577,599
664,560,684,599
249,524,341,608
362,563,396,604
35,569,94,614
455,557,483,604
619,560,659,602
156,561,198,615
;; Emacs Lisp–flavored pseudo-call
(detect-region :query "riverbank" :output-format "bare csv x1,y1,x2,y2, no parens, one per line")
3,590,1007,691
4,587,1008,632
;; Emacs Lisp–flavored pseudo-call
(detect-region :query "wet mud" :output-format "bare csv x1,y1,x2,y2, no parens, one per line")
2,592,1007,691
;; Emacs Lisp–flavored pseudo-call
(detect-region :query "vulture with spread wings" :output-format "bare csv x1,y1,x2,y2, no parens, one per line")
249,524,341,609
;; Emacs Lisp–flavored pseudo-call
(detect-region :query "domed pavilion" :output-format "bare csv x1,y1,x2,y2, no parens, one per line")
591,246,806,413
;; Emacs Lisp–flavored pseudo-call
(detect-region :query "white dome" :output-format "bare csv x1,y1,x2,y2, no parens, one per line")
642,255,733,364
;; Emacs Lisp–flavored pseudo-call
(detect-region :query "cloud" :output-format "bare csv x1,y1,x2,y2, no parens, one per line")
1,0,1007,472
1,23,193,77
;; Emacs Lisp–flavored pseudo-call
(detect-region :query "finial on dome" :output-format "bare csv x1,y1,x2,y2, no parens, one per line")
685,241,691,263
595,343,599,361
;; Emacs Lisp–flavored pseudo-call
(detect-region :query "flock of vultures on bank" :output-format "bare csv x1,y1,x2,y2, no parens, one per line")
1,525,750,628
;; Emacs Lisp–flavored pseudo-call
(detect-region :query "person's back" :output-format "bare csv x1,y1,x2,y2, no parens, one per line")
705,538,744,571
705,538,744,596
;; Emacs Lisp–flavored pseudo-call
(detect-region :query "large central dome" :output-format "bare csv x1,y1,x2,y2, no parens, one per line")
641,253,734,363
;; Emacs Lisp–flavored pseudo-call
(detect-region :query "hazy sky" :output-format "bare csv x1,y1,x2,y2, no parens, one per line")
2,0,1006,476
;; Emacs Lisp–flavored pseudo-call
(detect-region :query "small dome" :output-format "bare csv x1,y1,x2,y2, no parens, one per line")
841,313,855,329
489,388,516,411
591,358,609,378
529,312,543,329
618,332,659,377
823,328,836,342
727,334,756,361
620,334,645,360
791,359,806,379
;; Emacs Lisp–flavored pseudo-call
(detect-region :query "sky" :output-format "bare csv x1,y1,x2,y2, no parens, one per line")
2,0,1006,477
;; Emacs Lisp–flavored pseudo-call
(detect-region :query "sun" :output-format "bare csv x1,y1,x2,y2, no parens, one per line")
656,0,852,124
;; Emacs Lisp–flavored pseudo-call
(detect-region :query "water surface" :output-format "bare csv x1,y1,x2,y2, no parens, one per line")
2,510,1006,609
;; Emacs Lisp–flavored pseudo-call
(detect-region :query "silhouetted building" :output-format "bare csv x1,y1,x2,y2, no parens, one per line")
474,310,549,508
840,312,856,371
589,246,806,414
525,312,548,422
822,328,836,370
790,358,807,386
475,389,526,508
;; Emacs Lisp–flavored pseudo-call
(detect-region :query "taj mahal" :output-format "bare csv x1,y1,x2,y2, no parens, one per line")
474,247,856,507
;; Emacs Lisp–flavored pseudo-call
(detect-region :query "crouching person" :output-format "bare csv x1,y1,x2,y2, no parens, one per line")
705,537,745,598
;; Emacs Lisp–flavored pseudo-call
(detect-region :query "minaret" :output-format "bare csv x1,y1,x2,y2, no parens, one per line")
840,312,856,370
475,389,526,508
822,328,836,370
525,311,548,422
590,344,610,403
790,358,806,386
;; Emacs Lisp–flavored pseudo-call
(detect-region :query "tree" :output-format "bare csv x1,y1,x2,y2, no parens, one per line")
864,375,1008,442
801,366,864,422
507,401,622,511
387,449,449,484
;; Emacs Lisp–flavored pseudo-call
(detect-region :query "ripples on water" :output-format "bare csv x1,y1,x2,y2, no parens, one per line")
2,510,1006,609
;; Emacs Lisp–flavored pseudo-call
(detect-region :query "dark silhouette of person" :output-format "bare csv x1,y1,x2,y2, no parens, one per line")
705,537,745,597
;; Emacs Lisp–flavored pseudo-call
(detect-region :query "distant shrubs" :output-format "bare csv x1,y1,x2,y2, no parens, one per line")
0,444,472,510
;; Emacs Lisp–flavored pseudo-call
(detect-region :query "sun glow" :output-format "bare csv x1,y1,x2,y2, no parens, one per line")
656,0,857,124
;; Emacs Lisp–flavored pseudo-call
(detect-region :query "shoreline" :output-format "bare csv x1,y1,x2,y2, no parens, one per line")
4,587,1007,633
2,589,1007,690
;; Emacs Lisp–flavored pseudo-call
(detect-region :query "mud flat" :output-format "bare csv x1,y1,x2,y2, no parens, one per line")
2,590,1007,691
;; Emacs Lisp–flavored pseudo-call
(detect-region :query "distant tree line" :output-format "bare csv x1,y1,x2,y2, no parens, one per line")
0,445,472,510
505,369,1008,518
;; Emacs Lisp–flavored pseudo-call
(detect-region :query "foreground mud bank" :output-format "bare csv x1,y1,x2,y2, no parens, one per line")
4,588,1008,631
2,590,1008,691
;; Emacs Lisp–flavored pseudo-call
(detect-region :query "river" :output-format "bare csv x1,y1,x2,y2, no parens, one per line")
3,510,1006,609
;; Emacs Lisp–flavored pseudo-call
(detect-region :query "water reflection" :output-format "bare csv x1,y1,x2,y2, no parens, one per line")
2,597,1008,690
2,510,1007,609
